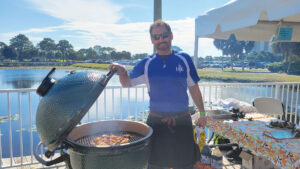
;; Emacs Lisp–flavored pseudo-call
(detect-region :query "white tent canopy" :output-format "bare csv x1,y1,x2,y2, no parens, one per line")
193,0,300,65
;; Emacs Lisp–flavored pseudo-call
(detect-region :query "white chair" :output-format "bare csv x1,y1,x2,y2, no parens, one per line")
252,97,285,117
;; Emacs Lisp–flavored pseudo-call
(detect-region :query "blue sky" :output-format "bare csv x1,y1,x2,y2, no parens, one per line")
0,0,230,57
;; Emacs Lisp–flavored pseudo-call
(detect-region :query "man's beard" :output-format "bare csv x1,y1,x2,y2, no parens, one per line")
155,42,171,51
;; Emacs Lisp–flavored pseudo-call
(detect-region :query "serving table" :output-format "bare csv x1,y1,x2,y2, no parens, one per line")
206,113,300,169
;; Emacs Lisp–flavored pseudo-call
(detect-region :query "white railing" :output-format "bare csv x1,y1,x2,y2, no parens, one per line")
0,82,299,168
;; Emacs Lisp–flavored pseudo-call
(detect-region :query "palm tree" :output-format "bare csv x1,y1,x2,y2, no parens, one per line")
240,41,254,71
213,39,228,70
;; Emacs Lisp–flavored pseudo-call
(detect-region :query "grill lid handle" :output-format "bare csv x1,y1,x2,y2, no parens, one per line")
101,70,116,86
37,68,56,96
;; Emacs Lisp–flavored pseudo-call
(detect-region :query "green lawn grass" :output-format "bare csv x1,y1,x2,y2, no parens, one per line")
72,63,133,70
197,68,300,82
71,63,300,82
223,67,270,72
72,63,110,69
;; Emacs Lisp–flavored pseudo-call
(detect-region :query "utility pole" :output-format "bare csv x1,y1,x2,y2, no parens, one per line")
154,0,162,22
153,0,162,52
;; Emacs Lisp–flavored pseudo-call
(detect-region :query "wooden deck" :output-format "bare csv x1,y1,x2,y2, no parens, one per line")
1,155,241,169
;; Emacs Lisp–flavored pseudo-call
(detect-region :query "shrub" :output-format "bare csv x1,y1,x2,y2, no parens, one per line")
268,61,300,75
268,62,285,72
289,61,300,74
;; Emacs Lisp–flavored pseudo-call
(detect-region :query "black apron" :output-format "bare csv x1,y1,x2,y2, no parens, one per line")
146,112,200,169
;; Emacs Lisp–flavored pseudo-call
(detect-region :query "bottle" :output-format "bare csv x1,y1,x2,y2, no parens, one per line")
211,148,223,169
200,144,212,165
194,111,206,152
194,126,206,152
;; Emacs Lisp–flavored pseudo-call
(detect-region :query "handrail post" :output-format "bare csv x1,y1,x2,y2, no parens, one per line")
275,84,280,99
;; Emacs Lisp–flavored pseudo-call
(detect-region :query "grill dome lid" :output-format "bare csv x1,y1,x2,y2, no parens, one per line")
36,68,115,152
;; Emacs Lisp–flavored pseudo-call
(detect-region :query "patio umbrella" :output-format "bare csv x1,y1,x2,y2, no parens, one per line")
193,0,300,64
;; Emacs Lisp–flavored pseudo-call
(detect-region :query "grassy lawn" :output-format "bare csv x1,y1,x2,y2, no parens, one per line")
71,63,133,70
198,68,300,82
72,63,110,69
71,63,300,82
222,67,270,72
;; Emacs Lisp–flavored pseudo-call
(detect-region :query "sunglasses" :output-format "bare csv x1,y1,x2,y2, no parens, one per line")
151,32,170,40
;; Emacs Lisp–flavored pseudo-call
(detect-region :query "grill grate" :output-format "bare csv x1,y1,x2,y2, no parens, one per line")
75,131,144,147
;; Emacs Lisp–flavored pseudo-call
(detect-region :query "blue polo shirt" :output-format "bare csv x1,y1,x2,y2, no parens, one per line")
129,50,200,115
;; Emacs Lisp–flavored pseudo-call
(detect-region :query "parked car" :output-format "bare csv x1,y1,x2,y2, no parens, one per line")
249,62,265,69
84,60,93,63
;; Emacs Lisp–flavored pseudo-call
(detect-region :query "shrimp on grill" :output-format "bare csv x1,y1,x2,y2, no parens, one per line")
90,133,132,147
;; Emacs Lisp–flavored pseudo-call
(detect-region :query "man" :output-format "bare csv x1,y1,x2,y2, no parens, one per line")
110,20,206,169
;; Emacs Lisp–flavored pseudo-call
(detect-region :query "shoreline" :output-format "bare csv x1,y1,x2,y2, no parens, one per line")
0,66,83,70
1,65,300,83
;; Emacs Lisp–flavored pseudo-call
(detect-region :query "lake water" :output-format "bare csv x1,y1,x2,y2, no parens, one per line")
0,69,122,89
0,69,299,158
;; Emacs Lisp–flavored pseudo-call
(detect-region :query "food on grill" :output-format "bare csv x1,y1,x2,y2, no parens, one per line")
90,133,132,146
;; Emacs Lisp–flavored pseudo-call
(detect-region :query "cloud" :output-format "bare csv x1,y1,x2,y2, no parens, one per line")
0,33,15,45
60,21,152,53
164,18,221,57
1,18,220,57
0,26,63,45
56,18,220,56
2,0,220,57
22,26,62,34
26,0,123,23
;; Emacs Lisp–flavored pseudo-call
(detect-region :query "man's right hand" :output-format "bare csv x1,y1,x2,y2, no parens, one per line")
109,63,127,76
109,63,131,87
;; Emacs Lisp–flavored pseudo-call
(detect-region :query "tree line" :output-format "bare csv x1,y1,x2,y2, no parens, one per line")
0,34,148,62
213,34,300,74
